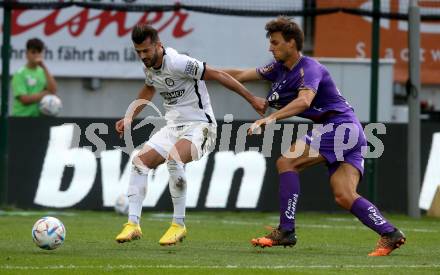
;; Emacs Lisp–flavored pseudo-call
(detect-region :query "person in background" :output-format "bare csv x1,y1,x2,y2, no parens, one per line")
11,38,57,117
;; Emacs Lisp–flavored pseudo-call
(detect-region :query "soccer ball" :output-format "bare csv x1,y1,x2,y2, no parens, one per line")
114,194,129,215
39,94,62,116
32,216,66,250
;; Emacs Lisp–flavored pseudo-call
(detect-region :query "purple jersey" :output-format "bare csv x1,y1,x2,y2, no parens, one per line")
257,56,357,123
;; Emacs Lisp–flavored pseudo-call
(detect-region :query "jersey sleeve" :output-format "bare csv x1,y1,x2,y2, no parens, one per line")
299,62,322,93
171,54,206,80
12,72,27,98
256,62,278,81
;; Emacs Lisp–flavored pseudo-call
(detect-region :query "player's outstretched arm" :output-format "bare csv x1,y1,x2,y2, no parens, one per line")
268,89,315,121
115,84,155,137
222,68,262,83
132,84,156,118
203,66,267,116
247,89,316,136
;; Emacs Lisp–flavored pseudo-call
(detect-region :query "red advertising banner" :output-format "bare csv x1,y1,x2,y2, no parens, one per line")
1,6,284,78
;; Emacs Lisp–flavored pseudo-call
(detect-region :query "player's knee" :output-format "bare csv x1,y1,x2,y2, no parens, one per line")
133,153,158,172
276,156,289,170
334,193,349,209
132,155,152,175
276,156,301,173
333,192,356,210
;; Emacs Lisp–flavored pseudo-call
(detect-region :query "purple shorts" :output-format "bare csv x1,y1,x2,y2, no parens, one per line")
302,121,367,177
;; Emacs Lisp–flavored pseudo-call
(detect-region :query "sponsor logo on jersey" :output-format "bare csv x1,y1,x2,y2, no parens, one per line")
160,89,185,104
184,60,199,76
272,81,281,91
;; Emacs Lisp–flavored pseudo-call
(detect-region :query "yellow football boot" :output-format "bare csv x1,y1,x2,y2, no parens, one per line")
115,222,142,243
159,223,187,246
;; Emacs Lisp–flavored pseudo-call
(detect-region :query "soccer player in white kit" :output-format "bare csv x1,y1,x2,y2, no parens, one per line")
115,23,268,245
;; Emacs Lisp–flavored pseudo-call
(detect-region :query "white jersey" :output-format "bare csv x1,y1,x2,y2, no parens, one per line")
143,47,216,126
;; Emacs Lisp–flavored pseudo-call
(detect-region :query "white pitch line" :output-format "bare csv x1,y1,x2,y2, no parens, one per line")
0,211,77,217
1,264,440,270
144,217,439,233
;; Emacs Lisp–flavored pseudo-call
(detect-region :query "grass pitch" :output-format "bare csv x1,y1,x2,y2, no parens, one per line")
0,210,439,274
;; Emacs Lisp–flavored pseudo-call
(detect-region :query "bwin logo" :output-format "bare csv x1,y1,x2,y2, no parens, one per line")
34,125,267,209
268,92,280,102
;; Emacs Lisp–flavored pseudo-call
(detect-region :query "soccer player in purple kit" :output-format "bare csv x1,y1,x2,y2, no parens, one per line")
225,16,405,256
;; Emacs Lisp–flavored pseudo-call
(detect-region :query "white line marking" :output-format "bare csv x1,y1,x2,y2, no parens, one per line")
0,264,440,270
0,211,77,217
1,264,440,270
145,217,438,233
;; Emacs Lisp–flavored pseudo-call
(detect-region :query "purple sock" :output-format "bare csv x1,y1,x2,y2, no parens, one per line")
350,197,395,235
279,171,300,232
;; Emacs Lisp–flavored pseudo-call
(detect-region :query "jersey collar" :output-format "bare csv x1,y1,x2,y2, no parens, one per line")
287,53,303,71
153,47,167,71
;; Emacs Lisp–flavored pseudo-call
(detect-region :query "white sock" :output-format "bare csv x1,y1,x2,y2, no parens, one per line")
129,215,140,224
173,216,185,227
127,163,149,225
171,197,186,226
167,159,187,226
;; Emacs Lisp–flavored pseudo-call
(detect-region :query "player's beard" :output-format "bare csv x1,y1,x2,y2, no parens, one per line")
143,50,159,68
273,51,287,63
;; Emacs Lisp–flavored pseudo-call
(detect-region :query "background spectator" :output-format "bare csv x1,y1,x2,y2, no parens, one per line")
11,38,57,117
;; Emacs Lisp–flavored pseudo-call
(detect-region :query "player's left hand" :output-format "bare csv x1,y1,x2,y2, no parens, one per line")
251,97,268,116
247,117,275,135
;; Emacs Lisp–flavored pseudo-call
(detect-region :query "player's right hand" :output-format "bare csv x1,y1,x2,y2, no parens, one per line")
251,96,268,117
115,117,132,138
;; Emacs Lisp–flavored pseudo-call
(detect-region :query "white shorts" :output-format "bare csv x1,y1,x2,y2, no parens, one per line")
146,122,217,161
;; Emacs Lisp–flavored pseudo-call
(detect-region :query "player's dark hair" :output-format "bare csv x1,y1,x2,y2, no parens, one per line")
26,38,44,52
131,23,159,44
265,16,304,51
